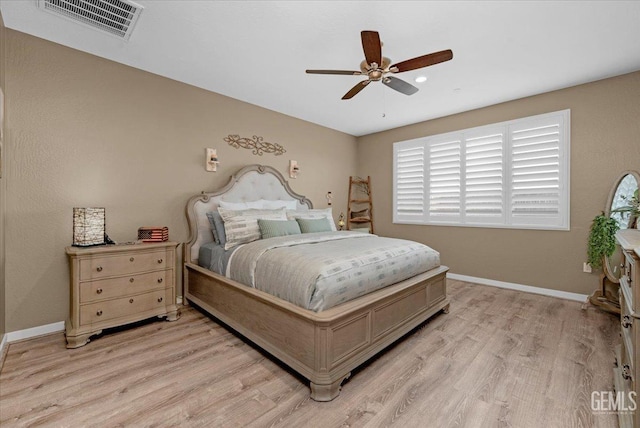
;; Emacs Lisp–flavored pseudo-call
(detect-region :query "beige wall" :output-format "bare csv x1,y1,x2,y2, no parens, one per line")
357,71,640,295
4,26,639,333
0,12,6,340
3,30,357,332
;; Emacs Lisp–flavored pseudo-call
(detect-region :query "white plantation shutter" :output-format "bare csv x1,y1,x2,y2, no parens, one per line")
509,113,568,228
428,137,461,221
393,140,426,223
464,128,504,224
393,109,569,230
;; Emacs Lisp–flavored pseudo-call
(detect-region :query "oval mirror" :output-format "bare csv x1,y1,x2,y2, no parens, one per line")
603,170,640,283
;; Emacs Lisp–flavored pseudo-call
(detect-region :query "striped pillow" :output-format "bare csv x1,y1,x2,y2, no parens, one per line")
258,219,301,239
219,208,287,250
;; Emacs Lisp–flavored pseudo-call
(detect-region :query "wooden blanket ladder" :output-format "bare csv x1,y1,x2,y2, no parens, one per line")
347,176,374,233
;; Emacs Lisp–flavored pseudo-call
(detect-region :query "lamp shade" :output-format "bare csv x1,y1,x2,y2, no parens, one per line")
73,207,105,246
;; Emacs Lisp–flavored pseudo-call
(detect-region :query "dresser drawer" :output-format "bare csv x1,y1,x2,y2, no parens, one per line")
620,291,635,371
80,289,171,325
80,270,173,303
625,251,637,296
79,249,172,280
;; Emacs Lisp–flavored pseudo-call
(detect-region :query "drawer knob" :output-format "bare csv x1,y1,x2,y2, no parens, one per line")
96,310,103,316
129,278,135,283
129,298,134,303
623,315,632,329
96,288,103,294
157,258,163,264
130,257,135,262
158,297,163,303
157,278,163,283
623,364,632,380
96,266,103,272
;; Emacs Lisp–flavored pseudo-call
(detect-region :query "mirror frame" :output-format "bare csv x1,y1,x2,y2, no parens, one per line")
605,170,640,227
603,170,640,283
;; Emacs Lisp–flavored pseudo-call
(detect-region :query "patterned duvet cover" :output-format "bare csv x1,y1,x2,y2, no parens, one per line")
227,231,440,311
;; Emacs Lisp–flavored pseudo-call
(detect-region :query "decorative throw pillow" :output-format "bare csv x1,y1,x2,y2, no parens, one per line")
206,210,227,247
218,207,287,250
206,211,220,244
258,219,301,239
296,217,333,233
286,208,336,231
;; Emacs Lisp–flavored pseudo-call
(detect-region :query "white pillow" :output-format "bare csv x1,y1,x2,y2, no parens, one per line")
218,200,251,210
218,199,297,210
286,208,336,231
259,199,298,210
218,207,287,250
245,200,266,209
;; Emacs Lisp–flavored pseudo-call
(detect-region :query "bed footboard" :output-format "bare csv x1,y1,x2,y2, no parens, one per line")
184,262,449,401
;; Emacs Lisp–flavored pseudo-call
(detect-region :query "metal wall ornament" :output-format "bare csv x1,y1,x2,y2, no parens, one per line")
224,134,286,156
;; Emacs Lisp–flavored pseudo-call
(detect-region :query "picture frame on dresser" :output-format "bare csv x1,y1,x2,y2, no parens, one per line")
65,241,180,348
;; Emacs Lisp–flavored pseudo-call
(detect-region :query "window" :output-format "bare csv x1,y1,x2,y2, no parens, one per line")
393,109,570,230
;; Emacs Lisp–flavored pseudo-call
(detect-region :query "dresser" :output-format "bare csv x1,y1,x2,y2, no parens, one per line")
65,241,180,348
614,229,640,427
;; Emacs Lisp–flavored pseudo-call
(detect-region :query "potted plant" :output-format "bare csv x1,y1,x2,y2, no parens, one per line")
587,213,620,270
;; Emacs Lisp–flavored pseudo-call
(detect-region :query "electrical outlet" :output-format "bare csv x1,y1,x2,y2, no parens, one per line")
583,262,592,273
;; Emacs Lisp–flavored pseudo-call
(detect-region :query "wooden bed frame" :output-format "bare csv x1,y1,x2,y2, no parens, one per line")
183,164,449,401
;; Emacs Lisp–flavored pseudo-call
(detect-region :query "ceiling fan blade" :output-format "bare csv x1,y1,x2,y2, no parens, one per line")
361,31,382,66
390,49,453,73
382,76,419,96
342,80,370,100
306,69,362,75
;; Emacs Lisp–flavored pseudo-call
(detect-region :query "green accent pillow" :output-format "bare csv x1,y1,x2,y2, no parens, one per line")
296,217,332,233
258,219,302,239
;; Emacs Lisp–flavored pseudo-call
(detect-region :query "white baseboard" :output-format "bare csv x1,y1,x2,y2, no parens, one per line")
447,273,589,302
5,321,65,343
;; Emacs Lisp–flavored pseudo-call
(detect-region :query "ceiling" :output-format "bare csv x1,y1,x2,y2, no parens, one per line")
2,1,640,137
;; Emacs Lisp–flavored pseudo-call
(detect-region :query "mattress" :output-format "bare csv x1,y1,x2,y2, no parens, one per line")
226,231,441,311
198,242,237,275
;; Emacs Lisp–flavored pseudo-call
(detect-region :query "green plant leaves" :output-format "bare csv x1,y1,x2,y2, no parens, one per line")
587,213,620,270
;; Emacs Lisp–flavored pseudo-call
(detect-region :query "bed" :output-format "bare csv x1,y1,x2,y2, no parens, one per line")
183,164,449,401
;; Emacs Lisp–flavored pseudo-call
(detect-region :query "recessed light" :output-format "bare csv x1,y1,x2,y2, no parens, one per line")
415,76,427,83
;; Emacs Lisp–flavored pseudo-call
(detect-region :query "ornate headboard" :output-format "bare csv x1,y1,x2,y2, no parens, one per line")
184,164,313,263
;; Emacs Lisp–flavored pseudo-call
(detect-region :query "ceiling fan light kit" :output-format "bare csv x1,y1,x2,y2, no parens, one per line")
306,30,453,100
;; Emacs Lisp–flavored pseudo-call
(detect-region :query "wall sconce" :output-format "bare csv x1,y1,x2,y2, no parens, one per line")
289,160,300,179
206,148,219,172
338,212,346,230
326,191,333,206
73,207,106,247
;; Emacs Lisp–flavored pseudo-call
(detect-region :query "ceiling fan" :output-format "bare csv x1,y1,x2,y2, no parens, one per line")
306,30,453,100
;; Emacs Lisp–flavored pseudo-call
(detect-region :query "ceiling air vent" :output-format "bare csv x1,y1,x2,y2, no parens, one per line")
38,0,144,41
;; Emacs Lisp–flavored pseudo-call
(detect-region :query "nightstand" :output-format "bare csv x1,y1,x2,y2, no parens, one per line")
65,241,180,348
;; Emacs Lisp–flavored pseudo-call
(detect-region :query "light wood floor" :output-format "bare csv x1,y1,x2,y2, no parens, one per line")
0,280,620,427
